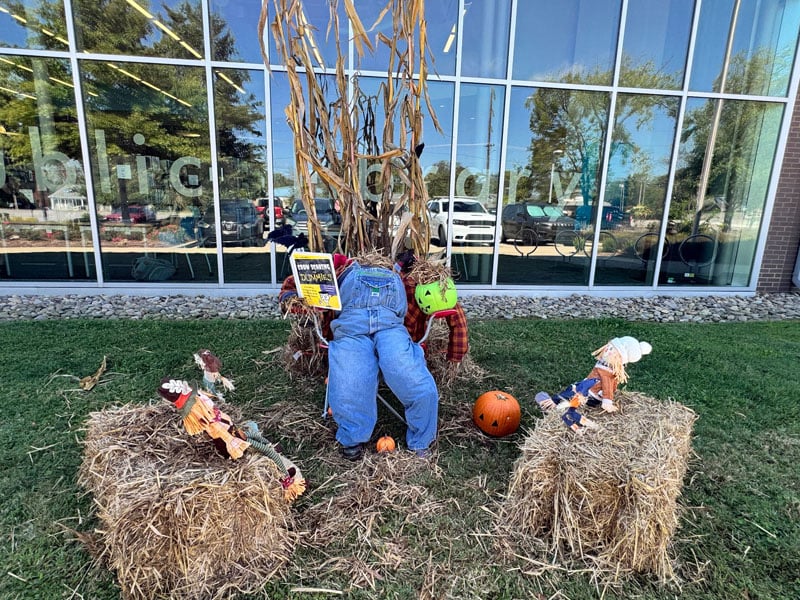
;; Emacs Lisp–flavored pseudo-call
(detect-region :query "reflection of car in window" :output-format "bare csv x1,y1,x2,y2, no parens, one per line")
105,205,156,223
255,196,288,227
285,198,341,236
427,197,495,246
501,202,576,243
198,199,265,247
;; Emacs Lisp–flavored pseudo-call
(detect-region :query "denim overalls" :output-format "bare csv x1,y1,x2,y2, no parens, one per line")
327,261,439,451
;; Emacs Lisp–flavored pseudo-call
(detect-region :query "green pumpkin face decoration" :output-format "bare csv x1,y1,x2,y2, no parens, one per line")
414,278,458,315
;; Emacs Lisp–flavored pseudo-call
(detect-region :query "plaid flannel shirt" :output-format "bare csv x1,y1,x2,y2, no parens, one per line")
279,261,469,363
402,275,469,363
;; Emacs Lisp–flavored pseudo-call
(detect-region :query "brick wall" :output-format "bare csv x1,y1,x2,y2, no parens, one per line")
758,98,800,292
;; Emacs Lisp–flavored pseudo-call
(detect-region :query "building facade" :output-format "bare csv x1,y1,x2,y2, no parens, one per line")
1,0,799,296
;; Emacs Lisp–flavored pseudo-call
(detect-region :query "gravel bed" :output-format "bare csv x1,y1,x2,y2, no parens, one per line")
1,292,799,323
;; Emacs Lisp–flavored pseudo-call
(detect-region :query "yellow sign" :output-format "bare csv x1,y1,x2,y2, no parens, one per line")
289,252,341,310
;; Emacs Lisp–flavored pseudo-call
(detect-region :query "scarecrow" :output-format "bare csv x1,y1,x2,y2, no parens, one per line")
279,252,468,460
158,378,306,502
584,336,652,412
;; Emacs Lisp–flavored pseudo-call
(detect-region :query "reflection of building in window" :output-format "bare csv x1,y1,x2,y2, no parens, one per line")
50,185,88,210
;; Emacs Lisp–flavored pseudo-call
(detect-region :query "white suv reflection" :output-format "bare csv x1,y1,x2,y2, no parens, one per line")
427,197,495,246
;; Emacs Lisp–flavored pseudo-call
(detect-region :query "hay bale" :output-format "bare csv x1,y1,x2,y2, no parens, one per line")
500,392,696,581
79,402,297,600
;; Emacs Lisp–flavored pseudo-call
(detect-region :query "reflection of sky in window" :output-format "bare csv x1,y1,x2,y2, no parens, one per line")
210,0,265,63
0,0,68,49
512,0,621,83
355,0,458,75
457,84,504,172
460,0,511,78
690,0,800,95
505,88,537,171
621,0,694,88
242,0,346,67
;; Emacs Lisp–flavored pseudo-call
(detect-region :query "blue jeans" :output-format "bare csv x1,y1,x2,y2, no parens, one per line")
327,262,438,451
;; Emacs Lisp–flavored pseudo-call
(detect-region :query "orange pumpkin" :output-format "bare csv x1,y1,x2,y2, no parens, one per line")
376,435,396,453
472,390,521,437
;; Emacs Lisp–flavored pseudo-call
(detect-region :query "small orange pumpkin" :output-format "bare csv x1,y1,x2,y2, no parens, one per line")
376,435,396,453
472,390,521,437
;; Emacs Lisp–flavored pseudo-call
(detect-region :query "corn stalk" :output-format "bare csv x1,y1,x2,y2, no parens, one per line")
258,0,438,258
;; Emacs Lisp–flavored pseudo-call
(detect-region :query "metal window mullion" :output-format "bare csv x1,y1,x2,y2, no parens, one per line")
62,0,104,286
264,61,278,286
202,0,223,286
490,0,519,288
442,0,466,268
588,0,628,289
68,52,203,67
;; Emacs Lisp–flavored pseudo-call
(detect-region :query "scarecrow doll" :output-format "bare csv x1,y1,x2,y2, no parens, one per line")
158,378,306,501
158,378,248,459
584,336,652,412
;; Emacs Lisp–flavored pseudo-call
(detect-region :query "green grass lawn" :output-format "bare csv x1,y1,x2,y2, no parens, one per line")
0,317,798,599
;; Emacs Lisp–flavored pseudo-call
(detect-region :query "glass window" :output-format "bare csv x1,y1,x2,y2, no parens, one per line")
499,86,609,286
690,0,800,96
0,55,94,281
620,0,694,90
665,97,783,286
265,0,346,69
460,0,511,79
209,0,267,63
80,60,214,283
72,0,204,60
512,0,622,85
594,93,680,286
440,84,504,284
527,205,545,218
213,68,270,283
268,71,339,274
356,0,458,75
0,0,69,50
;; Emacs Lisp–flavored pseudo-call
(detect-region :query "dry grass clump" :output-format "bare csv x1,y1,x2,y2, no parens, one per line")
408,258,451,286
352,250,395,269
281,310,329,381
422,320,487,391
79,402,297,600
295,451,447,590
499,391,697,583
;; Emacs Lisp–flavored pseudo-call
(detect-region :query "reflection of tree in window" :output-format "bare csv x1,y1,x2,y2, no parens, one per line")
72,0,205,60
522,61,678,206
672,98,781,234
0,55,82,207
214,69,266,200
